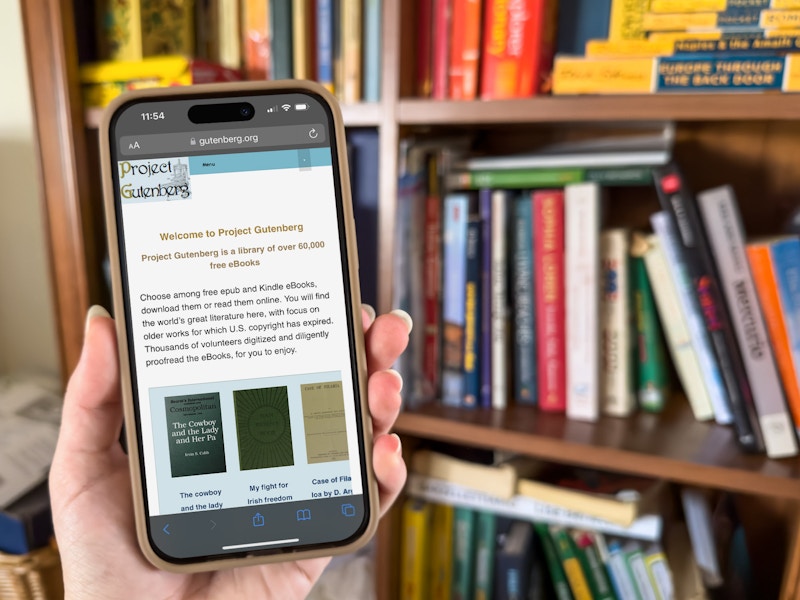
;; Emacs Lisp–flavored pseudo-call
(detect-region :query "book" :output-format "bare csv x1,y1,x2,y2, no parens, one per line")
141,0,194,57
269,0,293,79
600,229,636,418
642,234,715,421
631,233,670,413
317,0,335,91
644,544,675,600
770,237,800,403
416,0,434,96
511,194,537,405
456,148,670,171
406,474,665,541
453,506,477,600
651,0,800,11
474,511,497,600
242,0,270,79
432,0,451,99
233,386,294,470
341,0,362,102
565,182,601,422
0,481,52,555
97,0,143,61
491,190,510,409
557,0,612,56
624,540,659,600
585,38,676,58
698,185,798,458
401,498,432,600
422,153,443,402
448,166,656,190
747,240,800,434
292,0,313,80
681,487,724,589
609,0,651,40
216,0,242,70
604,537,641,600
300,380,349,464
495,520,537,600
449,0,482,100
673,35,800,54
642,9,766,31
653,165,764,453
549,526,592,600
534,523,575,600
464,218,482,408
534,189,566,412
571,530,615,600
480,189,494,408
363,0,382,101
165,392,227,477
442,193,470,407
430,503,455,599
651,211,731,425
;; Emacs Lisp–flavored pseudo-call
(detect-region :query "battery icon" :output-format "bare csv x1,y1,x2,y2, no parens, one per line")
295,103,309,111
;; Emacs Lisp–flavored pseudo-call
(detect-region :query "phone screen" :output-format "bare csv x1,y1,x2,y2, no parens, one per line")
107,90,370,563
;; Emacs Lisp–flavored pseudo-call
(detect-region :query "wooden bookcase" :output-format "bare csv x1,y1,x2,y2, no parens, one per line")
18,0,800,597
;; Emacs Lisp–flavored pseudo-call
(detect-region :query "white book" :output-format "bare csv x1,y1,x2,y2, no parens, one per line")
651,211,733,425
491,190,509,409
457,149,670,171
600,229,636,417
405,473,663,542
698,185,798,458
565,182,601,422
681,488,723,589
642,235,715,422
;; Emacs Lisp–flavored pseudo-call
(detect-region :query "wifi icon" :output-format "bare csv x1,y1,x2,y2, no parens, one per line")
281,104,292,111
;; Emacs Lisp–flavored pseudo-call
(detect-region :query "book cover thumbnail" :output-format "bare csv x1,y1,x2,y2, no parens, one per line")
301,380,350,464
165,392,226,478
234,386,295,470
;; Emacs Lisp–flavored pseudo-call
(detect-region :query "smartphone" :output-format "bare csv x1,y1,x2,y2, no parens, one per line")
99,81,377,572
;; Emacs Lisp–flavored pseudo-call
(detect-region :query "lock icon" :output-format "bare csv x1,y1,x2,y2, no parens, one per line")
190,137,196,145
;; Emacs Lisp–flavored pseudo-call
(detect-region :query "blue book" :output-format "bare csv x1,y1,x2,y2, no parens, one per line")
442,194,470,407
463,218,482,408
363,0,382,101
512,194,537,405
479,189,493,408
317,0,334,90
0,481,52,555
556,0,612,56
269,0,293,80
771,237,800,385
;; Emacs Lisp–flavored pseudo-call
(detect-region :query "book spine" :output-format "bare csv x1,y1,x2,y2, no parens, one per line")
218,0,242,69
609,0,651,40
430,503,455,600
452,507,477,600
653,166,763,452
650,212,727,423
698,186,798,458
317,0,335,91
644,545,675,600
417,0,434,96
98,0,143,61
449,168,585,190
572,531,616,600
512,195,537,405
651,0,780,11
473,511,497,600
534,523,575,600
479,190,493,408
342,0,362,102
141,0,194,57
292,0,310,79
550,527,593,600
625,542,659,600
480,0,526,99
242,0,271,79
585,39,675,58
491,190,510,409
448,0,467,99
269,0,293,79
631,238,670,413
747,243,800,433
464,218,482,407
362,0,382,101
600,229,636,417
423,160,443,402
460,0,483,99
432,0,452,99
401,498,431,600
643,9,764,32
527,0,559,95
517,0,542,97
565,182,601,422
762,9,800,27
606,539,640,600
534,190,567,412
441,194,470,406
770,238,800,389
674,35,800,54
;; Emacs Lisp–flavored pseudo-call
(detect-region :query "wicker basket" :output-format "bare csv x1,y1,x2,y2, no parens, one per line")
0,543,63,600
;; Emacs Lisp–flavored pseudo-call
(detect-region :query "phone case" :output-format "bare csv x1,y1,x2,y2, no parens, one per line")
98,80,377,572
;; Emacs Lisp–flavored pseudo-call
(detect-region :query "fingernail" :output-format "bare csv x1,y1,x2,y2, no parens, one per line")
390,433,402,456
390,309,413,334
362,303,376,322
386,368,404,392
85,305,112,333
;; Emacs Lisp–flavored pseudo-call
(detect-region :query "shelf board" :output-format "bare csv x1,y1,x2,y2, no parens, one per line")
394,400,800,500
397,94,800,125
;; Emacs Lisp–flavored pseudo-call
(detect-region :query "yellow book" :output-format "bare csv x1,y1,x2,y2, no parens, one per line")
429,504,454,600
553,57,656,95
401,498,431,600
141,0,194,56
643,12,723,31
609,0,652,40
784,54,800,90
586,39,675,58
342,0,362,102
97,0,143,61
293,0,312,80
762,9,800,28
652,0,800,11
217,0,241,69
649,31,728,42
766,27,800,34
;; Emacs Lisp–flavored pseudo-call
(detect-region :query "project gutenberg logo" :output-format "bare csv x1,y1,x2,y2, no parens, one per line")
118,158,192,203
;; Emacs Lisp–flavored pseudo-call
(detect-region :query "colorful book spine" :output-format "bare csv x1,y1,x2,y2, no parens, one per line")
317,0,335,91
605,538,640,600
631,233,670,413
464,218,482,408
653,165,764,452
651,0,800,11
430,503,455,600
401,498,432,600
480,189,493,408
674,35,800,54
97,0,143,61
417,0,434,96
447,166,654,190
452,507,477,600
535,523,575,600
363,0,382,101
572,531,616,600
747,241,800,434
600,229,636,418
491,190,510,409
423,157,443,402
698,186,798,458
342,0,362,102
771,237,800,398
534,190,567,412
625,541,659,600
442,194,470,407
650,212,730,424
520,0,558,97
449,0,482,99
550,526,593,600
565,182,601,422
269,0,293,79
609,0,651,40
512,194,537,405
585,38,675,58
763,9,800,27
141,0,194,57
644,544,675,600
473,511,497,600
643,9,764,31
432,0,451,99
217,0,241,69
292,0,312,80
242,0,271,79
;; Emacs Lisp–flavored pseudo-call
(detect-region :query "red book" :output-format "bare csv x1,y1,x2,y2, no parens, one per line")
533,190,566,412
432,0,452,99
448,0,482,100
518,0,557,96
416,0,434,97
422,160,443,400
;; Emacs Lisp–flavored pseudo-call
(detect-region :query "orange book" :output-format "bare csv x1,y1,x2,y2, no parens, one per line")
748,243,800,431
448,0,482,100
242,0,270,79
518,0,558,97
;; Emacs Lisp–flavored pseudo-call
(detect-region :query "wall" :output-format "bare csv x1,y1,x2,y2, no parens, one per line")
0,0,59,377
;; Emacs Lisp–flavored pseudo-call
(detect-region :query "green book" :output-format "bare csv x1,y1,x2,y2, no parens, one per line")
233,385,294,470
452,507,477,600
549,526,593,600
570,530,616,600
473,511,497,600
534,524,574,600
165,392,226,478
631,234,670,413
446,166,653,190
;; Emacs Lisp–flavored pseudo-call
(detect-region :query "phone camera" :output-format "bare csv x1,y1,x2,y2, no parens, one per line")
239,104,254,118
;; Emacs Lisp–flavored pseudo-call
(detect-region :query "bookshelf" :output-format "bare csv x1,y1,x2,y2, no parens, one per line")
17,0,800,597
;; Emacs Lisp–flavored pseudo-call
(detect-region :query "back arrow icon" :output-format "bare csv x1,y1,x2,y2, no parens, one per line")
163,524,170,535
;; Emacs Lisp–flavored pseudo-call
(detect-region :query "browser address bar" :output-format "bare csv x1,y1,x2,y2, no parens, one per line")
119,124,326,157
